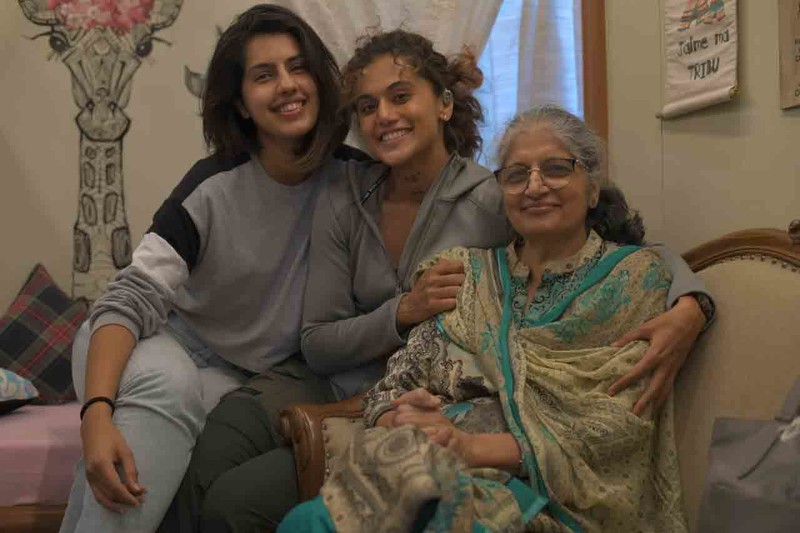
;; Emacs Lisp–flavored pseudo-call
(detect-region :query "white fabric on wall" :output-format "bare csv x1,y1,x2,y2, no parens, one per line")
266,0,581,163
269,0,502,66
478,0,583,164
659,0,738,119
517,0,583,117
269,0,502,150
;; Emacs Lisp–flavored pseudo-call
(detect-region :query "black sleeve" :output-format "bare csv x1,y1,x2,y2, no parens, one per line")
147,153,249,272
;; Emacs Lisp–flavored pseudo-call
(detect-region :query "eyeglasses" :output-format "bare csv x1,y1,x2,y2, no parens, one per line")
493,158,583,194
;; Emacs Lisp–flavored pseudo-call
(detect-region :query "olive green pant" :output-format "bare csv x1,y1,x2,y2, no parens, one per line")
158,354,335,533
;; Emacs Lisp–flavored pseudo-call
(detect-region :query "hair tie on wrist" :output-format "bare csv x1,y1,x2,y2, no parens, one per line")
80,396,116,420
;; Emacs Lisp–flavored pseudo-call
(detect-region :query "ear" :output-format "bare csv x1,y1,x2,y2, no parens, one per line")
440,90,454,122
236,100,250,120
588,181,600,209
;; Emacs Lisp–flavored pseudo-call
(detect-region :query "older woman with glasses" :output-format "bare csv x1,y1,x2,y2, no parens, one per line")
280,105,689,533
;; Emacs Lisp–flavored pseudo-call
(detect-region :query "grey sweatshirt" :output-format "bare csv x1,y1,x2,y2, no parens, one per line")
91,153,341,373
301,154,711,398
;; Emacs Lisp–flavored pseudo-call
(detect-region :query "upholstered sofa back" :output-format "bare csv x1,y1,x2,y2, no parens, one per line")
674,229,800,532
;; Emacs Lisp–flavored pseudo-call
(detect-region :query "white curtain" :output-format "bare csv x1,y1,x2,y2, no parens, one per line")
267,1,582,163
269,0,502,150
269,0,503,66
478,0,583,164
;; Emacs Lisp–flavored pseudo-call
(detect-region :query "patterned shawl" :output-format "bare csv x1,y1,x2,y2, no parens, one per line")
321,232,687,533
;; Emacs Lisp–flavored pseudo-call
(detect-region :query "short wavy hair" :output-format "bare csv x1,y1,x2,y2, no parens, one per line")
202,4,347,171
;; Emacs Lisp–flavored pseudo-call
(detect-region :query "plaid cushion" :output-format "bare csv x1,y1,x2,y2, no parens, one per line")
0,264,88,404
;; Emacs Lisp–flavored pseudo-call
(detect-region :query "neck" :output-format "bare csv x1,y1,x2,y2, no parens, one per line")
257,136,309,185
519,228,589,275
386,142,450,202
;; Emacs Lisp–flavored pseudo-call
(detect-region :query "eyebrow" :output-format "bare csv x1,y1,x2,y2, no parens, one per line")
247,54,304,74
355,80,413,102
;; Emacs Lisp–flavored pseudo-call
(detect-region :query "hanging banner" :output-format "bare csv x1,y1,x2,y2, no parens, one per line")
778,0,800,109
659,0,738,119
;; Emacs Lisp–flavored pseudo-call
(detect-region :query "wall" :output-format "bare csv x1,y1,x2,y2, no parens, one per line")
606,0,799,253
0,0,500,309
5,0,797,309
0,1,235,308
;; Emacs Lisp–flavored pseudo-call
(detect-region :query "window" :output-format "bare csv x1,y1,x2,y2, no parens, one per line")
476,0,602,165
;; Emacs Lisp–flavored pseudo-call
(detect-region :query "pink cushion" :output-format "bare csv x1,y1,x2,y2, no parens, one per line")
0,403,81,505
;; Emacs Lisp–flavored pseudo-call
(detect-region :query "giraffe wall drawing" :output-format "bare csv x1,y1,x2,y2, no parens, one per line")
18,0,183,301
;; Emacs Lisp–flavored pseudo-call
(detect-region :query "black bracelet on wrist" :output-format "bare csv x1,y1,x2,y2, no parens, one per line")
80,396,116,420
688,292,716,332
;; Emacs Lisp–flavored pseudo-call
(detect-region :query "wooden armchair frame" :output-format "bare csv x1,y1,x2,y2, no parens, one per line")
279,393,365,501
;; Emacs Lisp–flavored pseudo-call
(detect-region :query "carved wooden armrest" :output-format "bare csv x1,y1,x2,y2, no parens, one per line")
280,393,365,501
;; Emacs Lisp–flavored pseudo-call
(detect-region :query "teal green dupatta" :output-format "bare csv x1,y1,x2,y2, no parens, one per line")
493,245,640,532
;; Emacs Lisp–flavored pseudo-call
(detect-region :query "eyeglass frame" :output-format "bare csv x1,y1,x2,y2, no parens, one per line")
493,158,586,194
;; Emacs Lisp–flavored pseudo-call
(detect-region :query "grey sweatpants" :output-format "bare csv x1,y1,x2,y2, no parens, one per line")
60,319,252,533
159,357,335,533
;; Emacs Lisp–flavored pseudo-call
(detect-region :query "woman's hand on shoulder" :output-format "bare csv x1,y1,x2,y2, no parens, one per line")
608,295,706,415
396,258,465,328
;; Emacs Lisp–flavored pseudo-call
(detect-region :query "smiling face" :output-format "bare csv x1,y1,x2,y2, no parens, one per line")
238,32,319,151
353,53,452,170
502,126,599,244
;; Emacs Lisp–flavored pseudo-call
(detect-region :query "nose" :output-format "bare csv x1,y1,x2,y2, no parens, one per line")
376,99,397,123
523,169,548,197
275,67,299,93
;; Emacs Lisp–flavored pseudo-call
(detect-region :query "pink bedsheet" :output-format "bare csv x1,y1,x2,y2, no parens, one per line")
0,403,81,505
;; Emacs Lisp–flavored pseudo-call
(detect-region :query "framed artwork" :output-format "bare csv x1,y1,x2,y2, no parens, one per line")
659,0,738,119
778,0,800,109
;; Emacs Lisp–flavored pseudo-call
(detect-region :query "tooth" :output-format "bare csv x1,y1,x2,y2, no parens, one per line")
382,130,408,141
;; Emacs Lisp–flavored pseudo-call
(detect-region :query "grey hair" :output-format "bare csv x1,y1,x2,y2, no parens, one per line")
495,104,605,185
495,104,645,245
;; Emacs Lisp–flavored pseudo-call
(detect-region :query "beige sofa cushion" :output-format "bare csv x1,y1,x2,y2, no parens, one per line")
674,257,800,531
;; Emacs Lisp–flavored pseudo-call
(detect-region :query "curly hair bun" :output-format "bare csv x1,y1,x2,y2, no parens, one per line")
448,47,483,95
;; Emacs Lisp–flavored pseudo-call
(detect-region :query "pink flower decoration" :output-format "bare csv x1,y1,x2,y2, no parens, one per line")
48,0,154,32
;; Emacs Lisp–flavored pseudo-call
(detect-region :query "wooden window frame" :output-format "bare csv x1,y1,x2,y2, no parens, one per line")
581,0,608,141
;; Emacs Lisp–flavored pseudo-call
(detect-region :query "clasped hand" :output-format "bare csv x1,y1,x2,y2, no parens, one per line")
379,388,476,465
